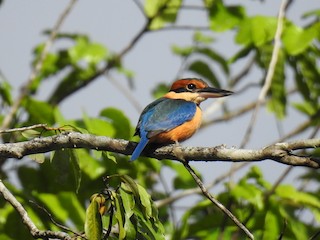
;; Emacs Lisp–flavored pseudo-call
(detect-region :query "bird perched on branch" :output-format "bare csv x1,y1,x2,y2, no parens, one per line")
130,78,233,161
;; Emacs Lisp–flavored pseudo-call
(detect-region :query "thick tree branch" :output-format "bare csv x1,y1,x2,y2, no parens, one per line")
0,132,319,168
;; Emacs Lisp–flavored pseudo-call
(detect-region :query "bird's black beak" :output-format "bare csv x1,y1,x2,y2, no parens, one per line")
197,87,233,98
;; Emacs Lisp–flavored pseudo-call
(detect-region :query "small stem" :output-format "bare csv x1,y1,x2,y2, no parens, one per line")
183,161,254,240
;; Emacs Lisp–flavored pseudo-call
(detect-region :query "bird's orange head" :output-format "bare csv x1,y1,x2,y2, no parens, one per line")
164,78,233,104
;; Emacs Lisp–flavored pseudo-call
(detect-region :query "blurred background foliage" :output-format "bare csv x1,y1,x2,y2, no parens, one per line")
0,0,319,239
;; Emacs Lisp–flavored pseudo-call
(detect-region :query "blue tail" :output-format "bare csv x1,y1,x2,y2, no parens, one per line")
130,136,149,161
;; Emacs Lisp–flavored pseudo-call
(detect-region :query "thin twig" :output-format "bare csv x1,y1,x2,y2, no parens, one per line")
132,0,145,17
0,180,71,240
183,161,254,239
155,162,247,208
0,124,48,134
309,229,320,240
240,0,289,148
30,200,79,235
0,0,78,131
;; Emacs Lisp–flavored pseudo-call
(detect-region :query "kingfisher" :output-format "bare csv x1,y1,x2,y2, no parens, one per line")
130,78,233,161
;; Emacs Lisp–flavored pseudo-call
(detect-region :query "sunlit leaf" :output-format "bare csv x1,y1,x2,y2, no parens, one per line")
37,192,85,226
193,32,215,44
100,107,132,139
209,1,246,32
145,0,182,30
23,97,55,124
276,185,320,208
85,194,104,240
292,101,318,116
171,45,194,57
83,112,115,137
262,210,279,240
236,16,277,46
68,37,108,65
282,23,318,55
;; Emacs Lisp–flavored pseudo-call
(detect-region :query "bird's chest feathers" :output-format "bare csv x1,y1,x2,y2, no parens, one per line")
151,106,202,143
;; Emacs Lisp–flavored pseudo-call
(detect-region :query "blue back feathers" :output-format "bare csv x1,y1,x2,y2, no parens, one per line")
130,98,196,161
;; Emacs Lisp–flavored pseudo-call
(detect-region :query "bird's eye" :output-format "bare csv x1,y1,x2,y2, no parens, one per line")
186,83,196,91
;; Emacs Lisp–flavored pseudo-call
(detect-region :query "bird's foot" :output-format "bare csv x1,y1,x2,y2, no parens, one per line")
173,141,187,163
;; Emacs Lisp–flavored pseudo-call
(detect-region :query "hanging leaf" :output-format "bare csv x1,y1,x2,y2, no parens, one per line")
188,60,220,88
85,194,105,240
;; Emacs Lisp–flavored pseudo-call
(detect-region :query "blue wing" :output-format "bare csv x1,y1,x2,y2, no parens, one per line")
131,98,196,161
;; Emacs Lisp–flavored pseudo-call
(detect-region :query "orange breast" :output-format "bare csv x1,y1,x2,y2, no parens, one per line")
150,106,202,143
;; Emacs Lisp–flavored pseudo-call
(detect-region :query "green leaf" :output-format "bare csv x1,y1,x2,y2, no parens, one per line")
276,185,320,208
292,101,318,116
120,175,140,198
195,47,229,75
112,192,126,240
231,182,264,210
120,187,136,239
68,37,108,65
188,60,220,88
228,45,253,63
163,160,198,189
50,149,81,192
262,211,279,240
282,23,318,55
133,208,165,240
83,112,115,137
37,192,85,227
171,44,194,57
145,0,182,30
70,150,82,193
23,97,55,124
289,219,309,240
0,80,12,105
152,83,170,99
85,195,103,240
100,107,132,139
302,9,320,18
236,16,277,46
76,149,106,179
137,184,152,217
193,32,215,44
209,1,246,32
